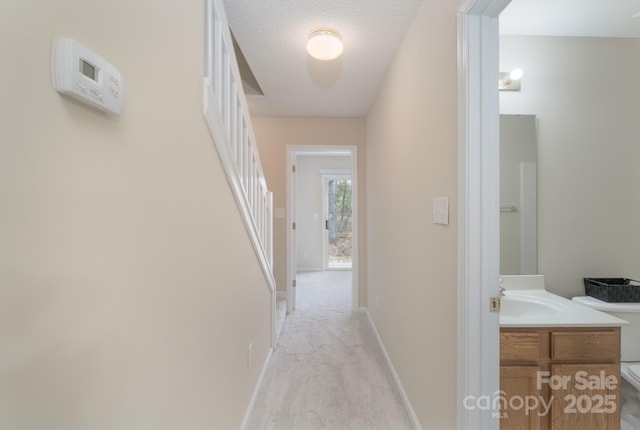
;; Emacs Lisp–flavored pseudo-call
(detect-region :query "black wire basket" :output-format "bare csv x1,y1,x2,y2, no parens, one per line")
584,278,640,303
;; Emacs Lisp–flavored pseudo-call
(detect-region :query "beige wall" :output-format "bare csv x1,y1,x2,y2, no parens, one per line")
296,156,352,271
0,1,271,428
500,36,640,298
252,117,367,305
365,0,459,427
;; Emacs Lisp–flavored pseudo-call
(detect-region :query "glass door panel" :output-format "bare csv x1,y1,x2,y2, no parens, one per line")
325,177,352,269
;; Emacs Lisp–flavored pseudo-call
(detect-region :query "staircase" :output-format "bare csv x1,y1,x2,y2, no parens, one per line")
203,0,277,346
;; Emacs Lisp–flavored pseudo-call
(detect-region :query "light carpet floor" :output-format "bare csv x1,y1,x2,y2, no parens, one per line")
245,271,415,430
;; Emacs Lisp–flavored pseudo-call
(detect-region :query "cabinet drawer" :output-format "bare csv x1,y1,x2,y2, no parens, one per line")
501,332,542,362
551,331,619,362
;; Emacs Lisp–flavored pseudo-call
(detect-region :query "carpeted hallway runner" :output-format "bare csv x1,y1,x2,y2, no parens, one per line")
245,271,415,430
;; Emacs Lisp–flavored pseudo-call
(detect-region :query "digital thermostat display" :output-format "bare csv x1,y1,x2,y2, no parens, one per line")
53,38,124,115
80,59,98,82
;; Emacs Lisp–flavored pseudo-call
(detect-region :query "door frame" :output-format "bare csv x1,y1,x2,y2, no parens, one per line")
286,145,359,312
457,0,511,428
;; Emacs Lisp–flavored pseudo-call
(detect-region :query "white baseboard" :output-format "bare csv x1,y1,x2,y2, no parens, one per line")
240,347,273,430
364,309,423,430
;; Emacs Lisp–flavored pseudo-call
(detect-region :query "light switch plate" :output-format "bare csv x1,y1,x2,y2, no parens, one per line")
433,197,449,225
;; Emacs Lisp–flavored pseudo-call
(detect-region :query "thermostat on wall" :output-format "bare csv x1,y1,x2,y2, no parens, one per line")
53,38,124,115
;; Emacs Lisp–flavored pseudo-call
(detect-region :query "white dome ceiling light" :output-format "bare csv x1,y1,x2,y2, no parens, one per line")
306,28,344,61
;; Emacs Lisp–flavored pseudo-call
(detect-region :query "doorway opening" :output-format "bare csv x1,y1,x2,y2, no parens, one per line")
286,146,359,313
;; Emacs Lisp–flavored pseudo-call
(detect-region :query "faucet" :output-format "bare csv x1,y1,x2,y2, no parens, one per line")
499,277,505,296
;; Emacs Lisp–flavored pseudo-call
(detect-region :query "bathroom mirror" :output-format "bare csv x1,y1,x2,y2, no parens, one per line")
500,114,537,275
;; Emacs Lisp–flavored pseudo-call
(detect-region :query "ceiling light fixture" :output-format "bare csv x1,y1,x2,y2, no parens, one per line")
499,68,523,91
306,28,343,61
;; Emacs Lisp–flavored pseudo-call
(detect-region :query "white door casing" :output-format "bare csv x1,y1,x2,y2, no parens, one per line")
287,151,298,312
457,0,511,429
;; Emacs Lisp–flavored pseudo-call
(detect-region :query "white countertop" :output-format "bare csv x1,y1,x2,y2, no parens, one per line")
500,289,629,328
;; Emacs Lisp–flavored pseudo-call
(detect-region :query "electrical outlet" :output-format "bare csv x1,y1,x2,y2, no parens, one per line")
248,342,253,369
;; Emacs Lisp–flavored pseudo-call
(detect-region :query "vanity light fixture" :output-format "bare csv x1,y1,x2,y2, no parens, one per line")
306,28,343,61
499,68,523,91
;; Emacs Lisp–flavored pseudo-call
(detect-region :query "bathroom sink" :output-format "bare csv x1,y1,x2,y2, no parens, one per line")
498,275,629,327
500,295,561,317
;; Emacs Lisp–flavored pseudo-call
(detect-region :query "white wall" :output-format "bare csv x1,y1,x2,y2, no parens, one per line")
251,117,367,304
296,156,351,271
366,0,459,427
500,36,640,298
0,1,271,428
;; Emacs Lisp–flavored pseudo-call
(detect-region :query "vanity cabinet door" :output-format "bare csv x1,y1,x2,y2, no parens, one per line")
500,366,542,430
549,364,620,430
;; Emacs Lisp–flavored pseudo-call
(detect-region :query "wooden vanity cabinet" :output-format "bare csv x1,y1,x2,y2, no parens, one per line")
500,327,621,430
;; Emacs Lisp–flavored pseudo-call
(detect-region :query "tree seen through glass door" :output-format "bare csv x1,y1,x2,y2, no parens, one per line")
327,179,352,269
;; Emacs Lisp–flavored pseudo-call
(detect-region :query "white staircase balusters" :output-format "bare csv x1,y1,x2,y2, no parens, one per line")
203,0,275,293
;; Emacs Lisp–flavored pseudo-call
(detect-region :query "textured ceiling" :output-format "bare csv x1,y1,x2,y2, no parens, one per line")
222,0,422,117
223,0,640,118
500,0,640,38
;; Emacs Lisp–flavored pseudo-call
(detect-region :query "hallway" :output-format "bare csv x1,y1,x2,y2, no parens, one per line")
246,271,414,429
